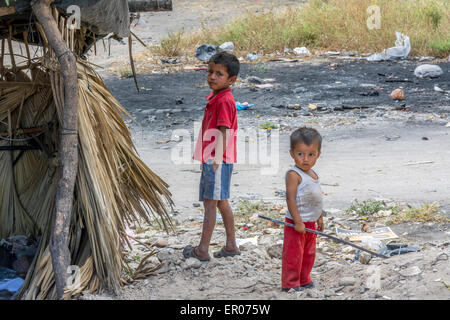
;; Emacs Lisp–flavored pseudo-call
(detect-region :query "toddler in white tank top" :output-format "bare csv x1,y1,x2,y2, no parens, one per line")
281,127,325,291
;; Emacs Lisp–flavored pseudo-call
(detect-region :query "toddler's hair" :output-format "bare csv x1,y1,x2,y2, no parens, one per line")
209,52,240,77
290,127,322,151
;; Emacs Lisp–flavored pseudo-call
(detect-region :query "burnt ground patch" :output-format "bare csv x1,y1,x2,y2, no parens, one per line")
102,59,449,125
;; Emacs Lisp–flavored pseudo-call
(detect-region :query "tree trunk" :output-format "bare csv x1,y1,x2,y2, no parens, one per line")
31,0,79,300
128,0,172,12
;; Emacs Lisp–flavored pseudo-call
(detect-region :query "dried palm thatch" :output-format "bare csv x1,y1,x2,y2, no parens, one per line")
0,10,173,300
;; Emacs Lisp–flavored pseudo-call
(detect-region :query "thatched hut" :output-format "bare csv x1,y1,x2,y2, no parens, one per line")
0,0,173,300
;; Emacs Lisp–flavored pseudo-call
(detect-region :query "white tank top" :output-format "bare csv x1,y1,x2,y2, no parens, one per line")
286,166,323,222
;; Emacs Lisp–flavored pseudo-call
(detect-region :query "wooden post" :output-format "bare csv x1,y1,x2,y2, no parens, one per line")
128,0,172,12
31,0,79,300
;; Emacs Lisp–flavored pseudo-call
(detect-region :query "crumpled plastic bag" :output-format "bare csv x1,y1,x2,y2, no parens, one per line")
367,32,411,61
195,42,236,61
195,44,218,61
377,243,420,257
218,42,235,52
293,47,311,56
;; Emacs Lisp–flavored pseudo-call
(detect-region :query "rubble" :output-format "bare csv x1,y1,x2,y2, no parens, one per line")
339,277,357,286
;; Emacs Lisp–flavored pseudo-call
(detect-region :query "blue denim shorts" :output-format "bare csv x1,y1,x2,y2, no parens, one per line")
199,161,233,201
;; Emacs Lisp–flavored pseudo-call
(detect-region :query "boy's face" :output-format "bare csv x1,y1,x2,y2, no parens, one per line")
290,142,321,172
207,62,237,94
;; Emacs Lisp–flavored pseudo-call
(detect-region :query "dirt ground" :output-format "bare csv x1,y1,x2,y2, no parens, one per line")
79,1,450,300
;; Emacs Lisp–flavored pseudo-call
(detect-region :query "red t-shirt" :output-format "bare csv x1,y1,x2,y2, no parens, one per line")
193,88,238,163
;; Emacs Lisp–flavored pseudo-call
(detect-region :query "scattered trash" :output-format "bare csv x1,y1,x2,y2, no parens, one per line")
422,137,428,141
414,64,443,79
323,51,340,56
245,76,264,84
390,88,405,100
293,47,311,56
336,226,398,241
184,65,208,71
269,58,300,63
236,102,254,110
246,53,260,61
193,203,201,208
236,237,258,247
0,277,24,296
255,83,274,89
156,139,170,144
377,243,420,257
361,237,384,251
433,84,446,93
430,253,448,266
195,44,218,61
361,224,372,233
161,58,180,64
218,42,235,52
308,104,318,110
367,32,410,61
399,266,421,277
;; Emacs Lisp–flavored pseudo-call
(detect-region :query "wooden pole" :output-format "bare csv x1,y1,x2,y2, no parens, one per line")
128,0,172,12
31,0,79,300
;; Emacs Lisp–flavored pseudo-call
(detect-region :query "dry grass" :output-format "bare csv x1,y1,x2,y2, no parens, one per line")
386,203,450,225
152,0,450,58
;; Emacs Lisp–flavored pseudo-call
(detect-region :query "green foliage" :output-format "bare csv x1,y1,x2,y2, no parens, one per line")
259,121,279,130
346,199,388,216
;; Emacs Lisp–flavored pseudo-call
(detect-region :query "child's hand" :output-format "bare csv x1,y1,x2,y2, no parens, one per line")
317,215,324,232
212,162,219,172
294,221,306,234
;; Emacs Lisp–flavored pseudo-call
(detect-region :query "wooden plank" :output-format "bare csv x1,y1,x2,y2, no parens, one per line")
0,6,16,17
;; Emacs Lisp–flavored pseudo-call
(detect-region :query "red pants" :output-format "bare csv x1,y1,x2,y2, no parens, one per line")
281,218,317,289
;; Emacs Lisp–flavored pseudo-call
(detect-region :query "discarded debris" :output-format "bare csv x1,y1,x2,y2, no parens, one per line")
367,32,410,61
247,53,260,61
399,266,422,277
390,88,405,100
161,58,180,64
184,65,208,71
195,44,218,61
236,102,254,110
218,42,235,52
293,47,311,56
378,244,420,257
255,83,274,89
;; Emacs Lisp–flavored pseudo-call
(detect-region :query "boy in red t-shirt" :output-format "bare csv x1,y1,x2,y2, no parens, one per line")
183,52,240,261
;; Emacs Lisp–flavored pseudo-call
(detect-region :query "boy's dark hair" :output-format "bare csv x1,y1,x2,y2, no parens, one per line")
290,127,322,151
209,52,240,77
